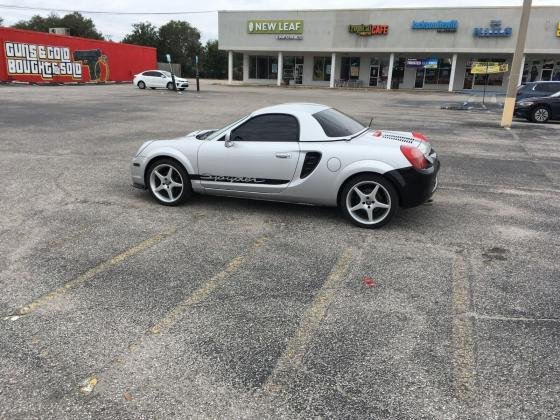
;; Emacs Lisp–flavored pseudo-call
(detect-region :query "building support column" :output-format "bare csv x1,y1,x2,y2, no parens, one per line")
227,51,233,84
448,53,458,92
242,54,249,82
386,53,394,90
277,51,283,86
330,52,336,88
518,54,526,86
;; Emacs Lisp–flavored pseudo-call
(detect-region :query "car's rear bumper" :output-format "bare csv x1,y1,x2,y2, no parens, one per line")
385,158,440,208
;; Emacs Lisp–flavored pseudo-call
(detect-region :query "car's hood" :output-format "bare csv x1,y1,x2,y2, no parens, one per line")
186,129,217,139
516,95,554,103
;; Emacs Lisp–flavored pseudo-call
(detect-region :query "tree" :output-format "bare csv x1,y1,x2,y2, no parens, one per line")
201,40,227,79
122,22,160,48
158,20,202,77
13,12,103,39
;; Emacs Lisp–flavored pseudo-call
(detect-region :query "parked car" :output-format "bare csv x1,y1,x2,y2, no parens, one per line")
516,81,560,100
514,91,560,123
131,103,440,228
133,70,189,91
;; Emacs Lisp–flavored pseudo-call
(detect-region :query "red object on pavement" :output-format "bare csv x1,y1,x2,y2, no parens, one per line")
362,276,376,287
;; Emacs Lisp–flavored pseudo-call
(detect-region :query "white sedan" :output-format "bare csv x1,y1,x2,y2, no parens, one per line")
133,70,189,91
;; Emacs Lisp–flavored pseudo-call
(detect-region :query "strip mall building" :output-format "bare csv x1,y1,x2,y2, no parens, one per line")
218,6,560,92
0,27,156,83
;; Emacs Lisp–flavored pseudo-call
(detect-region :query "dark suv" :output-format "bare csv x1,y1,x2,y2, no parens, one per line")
516,81,560,100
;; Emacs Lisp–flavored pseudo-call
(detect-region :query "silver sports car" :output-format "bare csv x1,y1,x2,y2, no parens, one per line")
131,103,439,228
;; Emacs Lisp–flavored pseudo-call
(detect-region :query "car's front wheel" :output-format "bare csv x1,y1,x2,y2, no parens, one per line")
167,82,174,90
137,81,146,89
147,159,192,206
531,106,550,123
341,174,398,228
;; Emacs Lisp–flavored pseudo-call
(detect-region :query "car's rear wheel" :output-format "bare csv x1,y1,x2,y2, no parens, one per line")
147,159,192,206
341,174,398,228
137,81,146,89
531,106,550,123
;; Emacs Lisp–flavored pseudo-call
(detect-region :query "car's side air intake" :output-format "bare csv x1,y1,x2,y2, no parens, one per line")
300,152,322,178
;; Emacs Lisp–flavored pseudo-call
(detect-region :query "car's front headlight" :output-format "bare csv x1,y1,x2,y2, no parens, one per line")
517,101,534,107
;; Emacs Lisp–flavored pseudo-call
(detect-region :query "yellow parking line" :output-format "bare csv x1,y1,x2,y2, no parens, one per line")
77,236,267,395
149,236,267,335
264,248,354,393
451,252,476,401
8,229,176,319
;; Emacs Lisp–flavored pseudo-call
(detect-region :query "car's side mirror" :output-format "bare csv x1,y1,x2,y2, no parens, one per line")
224,132,234,148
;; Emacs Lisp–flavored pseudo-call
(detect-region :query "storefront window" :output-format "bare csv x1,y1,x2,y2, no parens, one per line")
249,55,278,80
341,57,360,80
313,56,331,81
424,58,451,85
282,56,304,84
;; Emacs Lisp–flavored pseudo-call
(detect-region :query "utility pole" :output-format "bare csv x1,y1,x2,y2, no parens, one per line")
501,0,532,127
195,55,200,92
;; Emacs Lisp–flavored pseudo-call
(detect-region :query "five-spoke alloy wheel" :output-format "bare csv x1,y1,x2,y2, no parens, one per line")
137,81,146,89
147,159,191,206
341,174,398,228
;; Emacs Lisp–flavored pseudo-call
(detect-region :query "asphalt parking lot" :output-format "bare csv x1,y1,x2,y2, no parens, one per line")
1,82,559,418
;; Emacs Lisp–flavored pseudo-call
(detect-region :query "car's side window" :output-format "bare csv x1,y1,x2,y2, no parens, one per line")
144,71,158,77
231,114,299,142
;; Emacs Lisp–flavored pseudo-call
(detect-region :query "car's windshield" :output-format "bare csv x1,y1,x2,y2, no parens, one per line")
205,115,250,141
312,108,366,138
160,71,171,77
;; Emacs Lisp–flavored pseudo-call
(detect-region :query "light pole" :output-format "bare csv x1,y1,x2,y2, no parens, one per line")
501,0,532,127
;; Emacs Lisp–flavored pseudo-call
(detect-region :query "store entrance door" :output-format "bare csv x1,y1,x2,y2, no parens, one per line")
415,68,425,88
294,64,303,84
369,66,379,87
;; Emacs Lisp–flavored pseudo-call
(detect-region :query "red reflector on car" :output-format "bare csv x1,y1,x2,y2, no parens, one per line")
400,145,429,170
371,130,382,137
411,131,428,142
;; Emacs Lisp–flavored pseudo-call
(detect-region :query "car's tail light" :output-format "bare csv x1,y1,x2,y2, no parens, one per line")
400,145,429,170
411,131,428,142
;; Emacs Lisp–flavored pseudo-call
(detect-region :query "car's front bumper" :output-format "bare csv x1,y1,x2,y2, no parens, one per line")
385,158,440,208
131,156,147,189
514,107,531,119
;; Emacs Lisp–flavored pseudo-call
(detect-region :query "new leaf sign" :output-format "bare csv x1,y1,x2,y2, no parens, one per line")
247,20,304,34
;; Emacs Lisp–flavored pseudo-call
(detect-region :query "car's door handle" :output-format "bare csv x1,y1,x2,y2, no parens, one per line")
275,153,291,159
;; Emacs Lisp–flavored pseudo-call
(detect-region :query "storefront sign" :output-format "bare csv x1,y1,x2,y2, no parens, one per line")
406,58,438,68
470,62,509,74
473,20,512,37
276,34,303,40
247,20,303,34
348,24,389,36
411,20,458,32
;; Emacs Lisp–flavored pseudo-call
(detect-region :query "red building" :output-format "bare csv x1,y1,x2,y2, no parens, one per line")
0,27,157,83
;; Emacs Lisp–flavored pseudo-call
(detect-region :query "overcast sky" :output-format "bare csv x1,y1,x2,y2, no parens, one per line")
0,0,557,43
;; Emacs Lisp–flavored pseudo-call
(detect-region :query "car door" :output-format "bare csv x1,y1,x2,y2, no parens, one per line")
152,71,167,88
197,113,301,193
142,71,157,87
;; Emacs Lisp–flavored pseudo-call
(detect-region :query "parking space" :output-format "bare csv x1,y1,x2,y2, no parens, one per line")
0,82,559,417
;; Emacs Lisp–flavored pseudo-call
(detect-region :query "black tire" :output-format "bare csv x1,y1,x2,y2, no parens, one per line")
179,88,186,91
530,106,550,123
150,87,156,90
340,174,399,229
137,81,146,89
146,158,192,206
167,82,174,90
